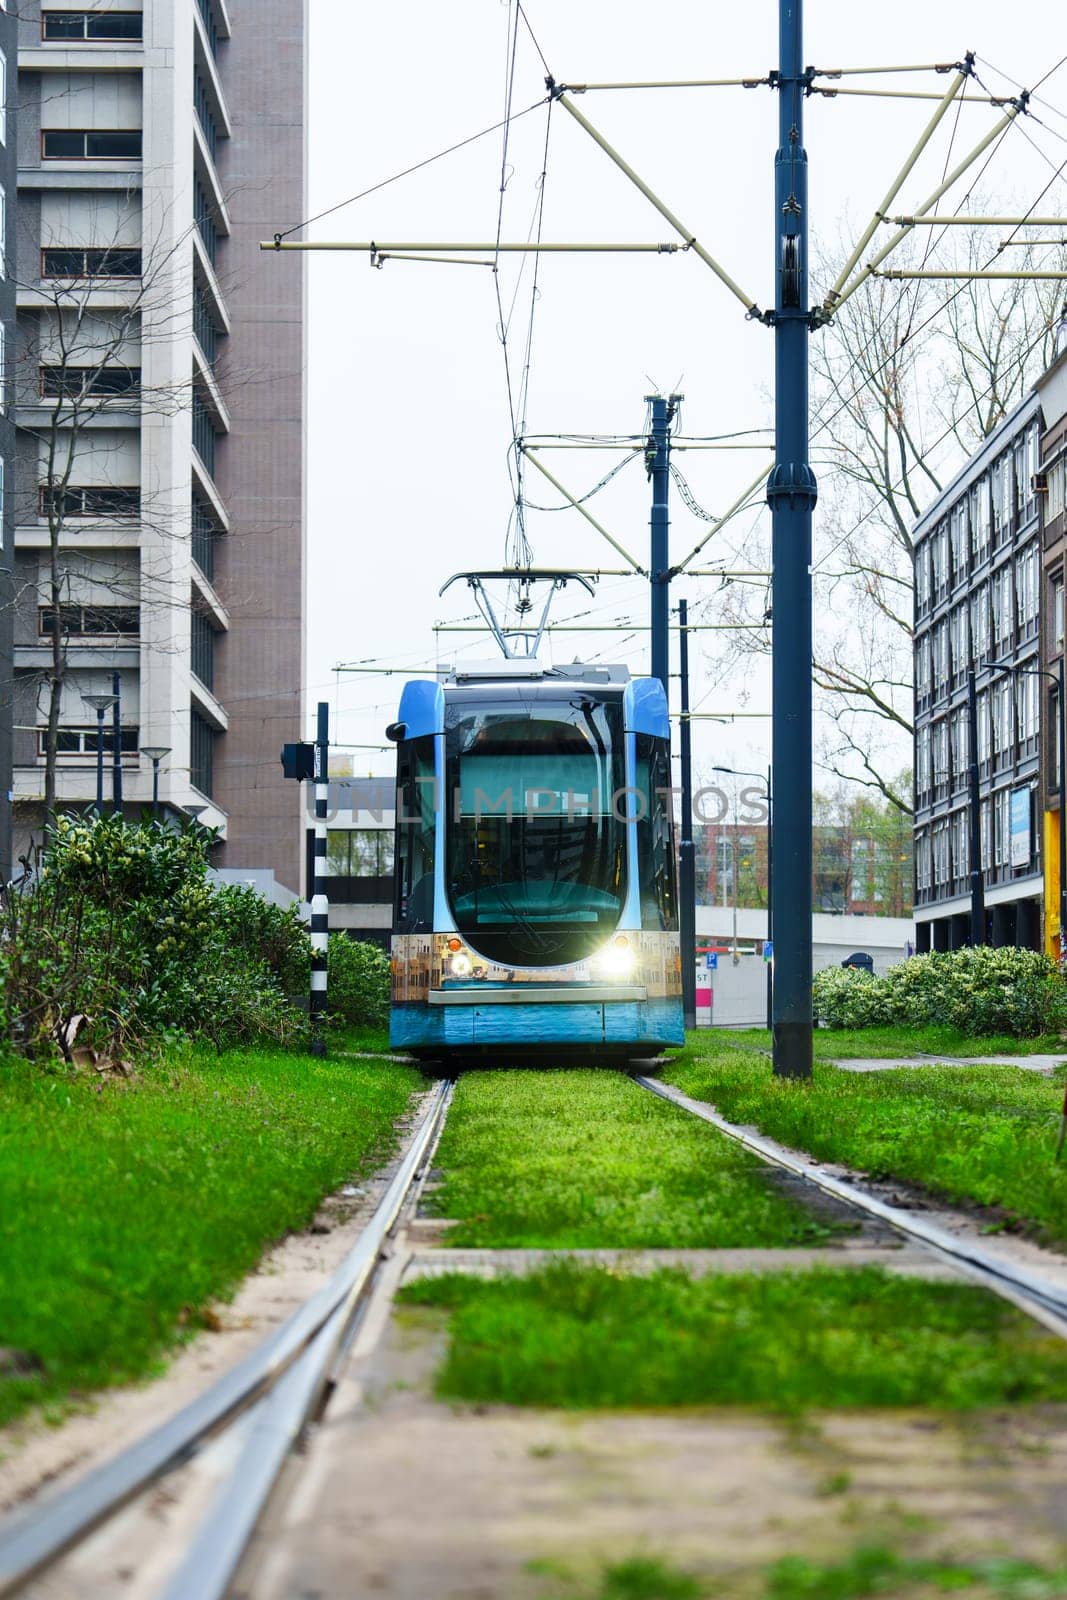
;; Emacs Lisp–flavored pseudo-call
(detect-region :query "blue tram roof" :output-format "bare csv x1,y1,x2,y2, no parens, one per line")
395,662,669,741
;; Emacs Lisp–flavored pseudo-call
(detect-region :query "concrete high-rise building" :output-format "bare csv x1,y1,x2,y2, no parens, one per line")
0,1,17,876
10,0,306,890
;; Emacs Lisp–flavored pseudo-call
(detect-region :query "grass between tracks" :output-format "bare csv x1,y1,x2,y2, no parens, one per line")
662,1035,1067,1247
428,1069,846,1248
530,1547,1067,1599
0,1044,419,1430
398,1262,1067,1410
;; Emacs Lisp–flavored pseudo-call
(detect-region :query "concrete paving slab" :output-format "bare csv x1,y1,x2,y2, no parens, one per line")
402,1244,960,1282
831,1054,1066,1074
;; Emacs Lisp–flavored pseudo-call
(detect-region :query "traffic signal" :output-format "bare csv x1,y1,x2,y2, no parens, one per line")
281,742,315,781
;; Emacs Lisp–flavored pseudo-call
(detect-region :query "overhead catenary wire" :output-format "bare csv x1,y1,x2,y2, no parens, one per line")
269,97,549,241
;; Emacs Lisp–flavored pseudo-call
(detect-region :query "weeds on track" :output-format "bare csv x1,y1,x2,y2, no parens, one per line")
663,1039,1067,1246
429,1069,845,1248
399,1263,1067,1411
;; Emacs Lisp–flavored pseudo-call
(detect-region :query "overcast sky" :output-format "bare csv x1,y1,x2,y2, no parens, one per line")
299,1,1067,794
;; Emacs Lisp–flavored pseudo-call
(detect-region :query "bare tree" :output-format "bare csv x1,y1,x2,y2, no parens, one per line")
12,202,231,818
709,225,1066,812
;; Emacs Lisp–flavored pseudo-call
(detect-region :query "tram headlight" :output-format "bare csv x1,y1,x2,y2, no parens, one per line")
594,935,635,977
450,952,473,978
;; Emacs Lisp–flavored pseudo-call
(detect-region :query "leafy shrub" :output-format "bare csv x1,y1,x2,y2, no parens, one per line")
1,815,309,1061
813,947,1067,1038
209,883,310,996
325,934,390,1028
811,964,889,1029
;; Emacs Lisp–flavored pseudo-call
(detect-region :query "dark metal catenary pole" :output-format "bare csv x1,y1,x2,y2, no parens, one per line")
966,666,985,944
111,671,123,814
648,395,673,696
678,599,697,1029
768,0,816,1077
310,701,330,1057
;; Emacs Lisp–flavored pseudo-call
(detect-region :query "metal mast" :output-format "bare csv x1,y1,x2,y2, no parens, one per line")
768,0,816,1077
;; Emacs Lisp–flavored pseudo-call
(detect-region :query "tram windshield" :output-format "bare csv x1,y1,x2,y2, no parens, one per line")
446,694,626,966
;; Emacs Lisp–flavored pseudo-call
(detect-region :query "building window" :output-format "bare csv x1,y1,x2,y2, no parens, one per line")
953,708,969,783
43,12,144,40
192,387,218,475
992,678,1012,759
194,178,219,264
952,809,969,891
191,610,216,691
190,708,215,797
40,725,139,757
916,724,932,803
971,475,991,563
39,604,139,637
42,130,143,161
38,485,139,517
1017,671,1039,747
969,582,990,664
326,830,395,877
991,564,1013,649
950,501,968,585
931,523,949,598
977,689,991,768
1049,456,1066,524
915,542,931,616
0,48,6,147
192,494,219,579
40,366,140,399
42,246,142,278
950,603,968,687
1015,541,1039,635
1054,573,1065,651
915,633,931,705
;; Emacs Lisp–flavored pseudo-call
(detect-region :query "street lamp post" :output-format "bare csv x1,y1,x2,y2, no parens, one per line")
986,655,1067,966
81,693,118,813
713,765,772,1028
140,746,171,819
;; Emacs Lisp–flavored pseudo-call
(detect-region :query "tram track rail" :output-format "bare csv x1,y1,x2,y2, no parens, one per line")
636,1073,1067,1340
0,1077,454,1600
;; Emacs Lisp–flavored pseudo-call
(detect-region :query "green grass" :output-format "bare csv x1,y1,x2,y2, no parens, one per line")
764,1547,1067,1600
663,1039,1067,1246
533,1547,1067,1600
334,1024,393,1054
721,1025,1067,1060
0,1045,419,1428
428,1069,843,1248
398,1264,1067,1411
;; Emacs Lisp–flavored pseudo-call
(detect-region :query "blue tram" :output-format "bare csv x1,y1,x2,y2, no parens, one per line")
387,659,683,1058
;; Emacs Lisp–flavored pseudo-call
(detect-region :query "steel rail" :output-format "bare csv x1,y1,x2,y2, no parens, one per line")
0,1078,454,1597
636,1076,1067,1334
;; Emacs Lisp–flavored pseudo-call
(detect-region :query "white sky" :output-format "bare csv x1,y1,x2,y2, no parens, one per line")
301,1,1067,792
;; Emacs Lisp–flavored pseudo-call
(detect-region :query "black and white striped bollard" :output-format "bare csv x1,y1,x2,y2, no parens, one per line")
310,700,329,1057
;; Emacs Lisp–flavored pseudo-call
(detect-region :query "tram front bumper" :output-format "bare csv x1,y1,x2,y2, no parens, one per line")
426,985,647,1005
391,988,683,1049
